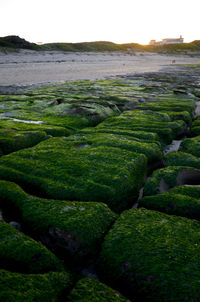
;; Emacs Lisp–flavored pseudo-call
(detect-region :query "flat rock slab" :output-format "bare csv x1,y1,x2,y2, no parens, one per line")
0,137,147,212
99,208,200,301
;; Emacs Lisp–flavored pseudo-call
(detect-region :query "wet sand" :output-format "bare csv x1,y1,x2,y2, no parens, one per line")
0,50,200,85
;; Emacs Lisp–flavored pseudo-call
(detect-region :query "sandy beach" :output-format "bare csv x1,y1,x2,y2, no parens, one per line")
0,50,200,86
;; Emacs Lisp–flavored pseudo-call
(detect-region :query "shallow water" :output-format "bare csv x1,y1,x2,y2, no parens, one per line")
12,118,44,124
163,139,183,155
194,101,200,118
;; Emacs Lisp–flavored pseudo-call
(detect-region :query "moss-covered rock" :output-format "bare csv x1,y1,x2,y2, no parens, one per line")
0,137,147,212
191,116,200,136
0,222,65,273
136,97,196,117
168,185,200,199
0,118,72,154
67,278,130,302
164,151,200,169
191,126,200,136
80,128,160,145
163,111,191,123
99,208,200,301
97,110,186,144
65,132,163,165
140,192,200,220
0,129,50,155
0,269,73,302
0,181,117,265
143,166,200,196
179,135,200,158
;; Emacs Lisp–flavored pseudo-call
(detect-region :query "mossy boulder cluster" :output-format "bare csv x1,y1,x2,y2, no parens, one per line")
1,68,200,300
140,110,200,222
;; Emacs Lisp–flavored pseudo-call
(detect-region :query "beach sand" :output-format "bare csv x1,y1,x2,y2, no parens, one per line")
0,50,200,86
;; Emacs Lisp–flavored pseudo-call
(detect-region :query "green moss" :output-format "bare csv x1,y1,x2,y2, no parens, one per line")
168,185,200,199
0,138,147,212
99,208,200,301
164,111,191,123
140,192,200,220
0,222,65,273
0,130,50,154
179,136,200,158
65,132,163,165
97,110,186,144
191,126,200,136
80,128,160,144
164,151,200,169
67,278,130,302
0,269,73,302
143,166,200,196
0,181,117,264
0,119,71,137
136,97,196,116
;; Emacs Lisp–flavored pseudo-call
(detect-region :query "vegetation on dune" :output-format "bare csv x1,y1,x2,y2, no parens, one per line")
1,35,200,54
99,208,200,301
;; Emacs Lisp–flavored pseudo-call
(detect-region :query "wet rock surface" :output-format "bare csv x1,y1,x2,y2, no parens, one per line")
1,64,200,301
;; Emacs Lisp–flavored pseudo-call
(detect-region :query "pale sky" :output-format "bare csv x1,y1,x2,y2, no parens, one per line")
0,0,199,45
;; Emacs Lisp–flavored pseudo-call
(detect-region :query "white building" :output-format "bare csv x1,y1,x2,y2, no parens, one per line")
149,35,184,45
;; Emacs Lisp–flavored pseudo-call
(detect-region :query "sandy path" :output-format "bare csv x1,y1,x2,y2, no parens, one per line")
0,50,200,85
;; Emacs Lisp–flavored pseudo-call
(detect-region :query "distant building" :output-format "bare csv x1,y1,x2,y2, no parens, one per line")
149,35,184,45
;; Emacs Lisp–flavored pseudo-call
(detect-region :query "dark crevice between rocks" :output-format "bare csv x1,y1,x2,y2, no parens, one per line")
177,169,200,186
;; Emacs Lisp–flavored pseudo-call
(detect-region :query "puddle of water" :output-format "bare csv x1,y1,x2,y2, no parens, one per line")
163,139,182,155
194,101,200,118
12,118,44,124
76,144,90,150
0,112,15,117
132,187,144,208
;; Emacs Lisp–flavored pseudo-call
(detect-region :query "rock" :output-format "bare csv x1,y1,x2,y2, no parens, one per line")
99,208,200,301
67,278,130,302
143,166,200,196
9,221,22,232
0,222,65,273
0,181,117,266
0,269,73,302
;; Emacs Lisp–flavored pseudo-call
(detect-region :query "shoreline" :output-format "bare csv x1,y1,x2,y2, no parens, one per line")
0,50,200,87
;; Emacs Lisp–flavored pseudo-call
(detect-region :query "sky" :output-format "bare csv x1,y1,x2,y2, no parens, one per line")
0,0,199,45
